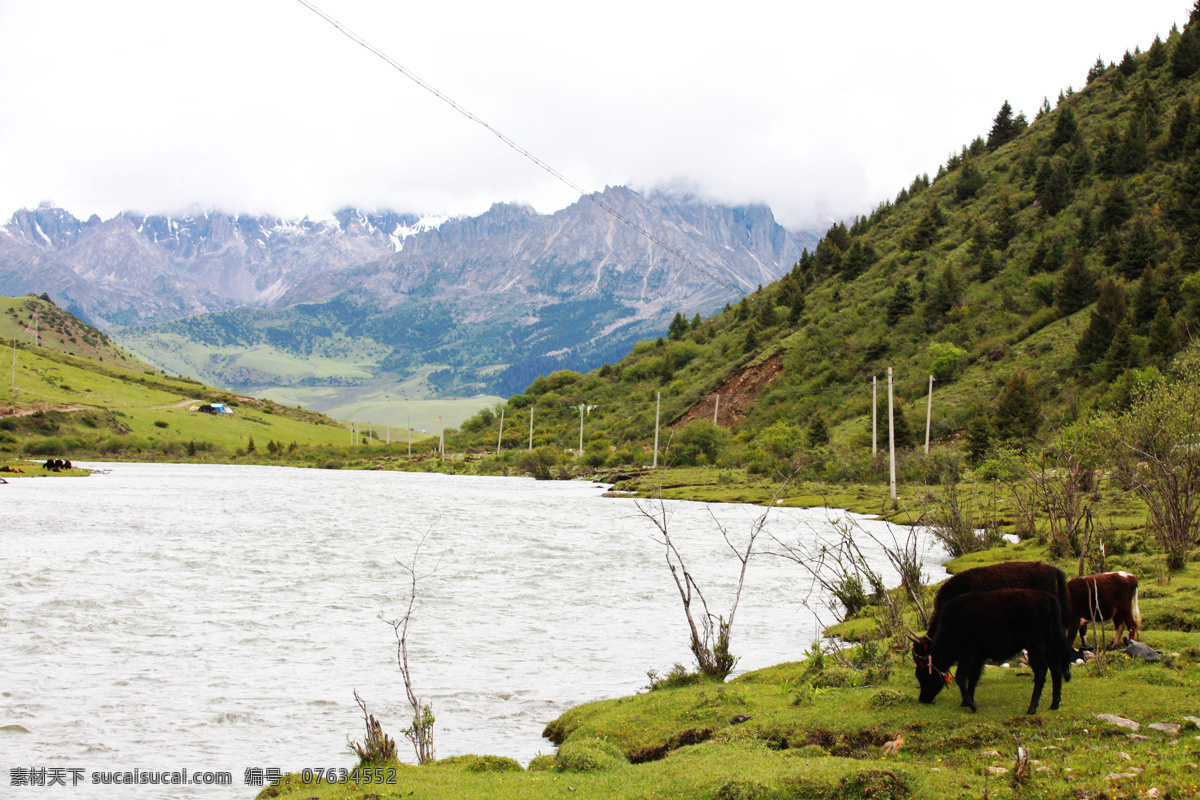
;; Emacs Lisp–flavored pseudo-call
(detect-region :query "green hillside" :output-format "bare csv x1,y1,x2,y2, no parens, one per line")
445,19,1200,478
0,295,442,466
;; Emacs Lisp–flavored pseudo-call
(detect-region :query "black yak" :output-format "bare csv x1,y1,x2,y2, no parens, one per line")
924,561,1072,637
912,588,1074,715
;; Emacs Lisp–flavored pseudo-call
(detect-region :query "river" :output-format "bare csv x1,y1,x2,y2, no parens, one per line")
0,462,948,798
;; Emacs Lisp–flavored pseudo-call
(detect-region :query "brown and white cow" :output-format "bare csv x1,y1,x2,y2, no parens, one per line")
1066,571,1142,649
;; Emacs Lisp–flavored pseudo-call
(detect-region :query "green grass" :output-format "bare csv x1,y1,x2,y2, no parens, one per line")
256,534,1200,800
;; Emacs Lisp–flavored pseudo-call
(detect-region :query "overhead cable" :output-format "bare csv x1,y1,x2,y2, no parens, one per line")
293,0,746,299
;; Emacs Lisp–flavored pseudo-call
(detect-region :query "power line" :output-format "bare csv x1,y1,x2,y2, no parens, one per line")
292,0,746,300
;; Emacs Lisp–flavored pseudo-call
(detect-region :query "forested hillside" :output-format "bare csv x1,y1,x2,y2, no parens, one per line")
446,12,1200,477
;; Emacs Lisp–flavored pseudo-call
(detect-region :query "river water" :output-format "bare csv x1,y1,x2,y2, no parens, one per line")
0,463,948,798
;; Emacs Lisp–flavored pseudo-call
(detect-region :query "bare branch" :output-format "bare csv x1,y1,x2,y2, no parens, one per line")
379,517,443,765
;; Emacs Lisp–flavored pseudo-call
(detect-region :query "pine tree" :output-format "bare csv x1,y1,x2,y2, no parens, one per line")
668,312,688,340
968,222,990,259
1069,146,1093,185
1119,50,1137,76
987,100,1025,150
1102,232,1123,267
1078,206,1097,249
815,236,843,274
1148,298,1180,366
1049,107,1078,151
1120,216,1157,279
1113,112,1150,174
841,240,877,280
690,313,701,330
1087,56,1107,84
806,413,830,448
992,372,1041,442
954,159,986,202
992,198,1018,250
1148,35,1168,70
1055,250,1098,315
742,325,758,353
1134,80,1162,137
1167,98,1195,159
1096,127,1121,175
1076,277,1128,366
1171,155,1200,242
1101,319,1138,380
906,209,940,251
1132,266,1162,330
965,416,992,464
977,248,999,283
1100,181,1134,232
923,265,960,320
1028,234,1050,274
1171,24,1200,80
1039,158,1072,215
886,280,914,326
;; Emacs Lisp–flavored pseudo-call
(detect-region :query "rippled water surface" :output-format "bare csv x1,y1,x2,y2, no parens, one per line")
1,463,948,798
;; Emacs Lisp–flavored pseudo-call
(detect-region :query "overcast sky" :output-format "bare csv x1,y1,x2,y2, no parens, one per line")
0,1,1190,231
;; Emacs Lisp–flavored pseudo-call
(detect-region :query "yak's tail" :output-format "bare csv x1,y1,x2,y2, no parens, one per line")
1131,583,1143,629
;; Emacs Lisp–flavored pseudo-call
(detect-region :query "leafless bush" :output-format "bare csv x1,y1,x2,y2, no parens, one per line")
768,509,934,634
380,521,443,764
635,472,789,680
925,481,1002,559
347,689,397,764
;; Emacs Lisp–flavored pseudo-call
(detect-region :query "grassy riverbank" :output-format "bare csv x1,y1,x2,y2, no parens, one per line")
253,510,1200,800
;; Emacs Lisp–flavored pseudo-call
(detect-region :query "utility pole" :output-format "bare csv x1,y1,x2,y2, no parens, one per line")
888,367,896,501
713,394,720,425
925,375,934,455
652,392,661,468
528,407,534,452
439,416,444,462
496,409,504,455
871,376,877,456
577,404,585,453
407,415,411,457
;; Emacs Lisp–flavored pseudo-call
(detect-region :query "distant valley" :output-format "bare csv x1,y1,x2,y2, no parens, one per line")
0,188,815,421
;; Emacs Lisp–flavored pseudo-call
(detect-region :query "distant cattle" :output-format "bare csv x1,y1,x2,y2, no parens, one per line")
1067,571,1142,649
913,588,1074,715
924,561,1072,637
43,458,72,472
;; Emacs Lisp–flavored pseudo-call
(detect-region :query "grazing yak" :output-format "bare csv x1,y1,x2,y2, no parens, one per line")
912,588,1074,714
1067,571,1142,649
923,561,1072,637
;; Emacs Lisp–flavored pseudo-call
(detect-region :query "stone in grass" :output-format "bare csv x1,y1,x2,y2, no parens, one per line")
1148,722,1182,735
1125,640,1161,662
1105,772,1139,781
1097,714,1140,731
987,767,1008,775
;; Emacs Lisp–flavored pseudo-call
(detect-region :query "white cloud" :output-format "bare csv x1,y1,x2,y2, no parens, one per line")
0,0,1188,230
